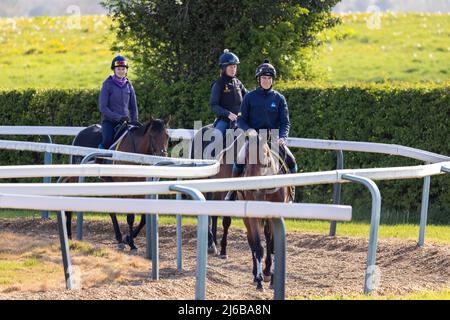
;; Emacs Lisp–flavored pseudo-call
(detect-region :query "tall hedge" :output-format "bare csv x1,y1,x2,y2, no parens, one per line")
0,82,448,223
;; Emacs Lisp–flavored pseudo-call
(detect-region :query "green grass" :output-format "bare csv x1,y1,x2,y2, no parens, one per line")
69,241,109,257
312,12,450,84
2,209,450,244
0,13,448,89
0,15,129,89
0,258,39,271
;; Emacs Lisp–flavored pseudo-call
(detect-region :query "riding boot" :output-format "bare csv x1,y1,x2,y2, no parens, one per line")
283,144,297,201
287,164,297,202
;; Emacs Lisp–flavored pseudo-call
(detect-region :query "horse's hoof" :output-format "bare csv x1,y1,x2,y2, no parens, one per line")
217,254,228,260
130,247,138,255
117,243,125,251
208,244,218,255
263,274,272,282
256,285,264,292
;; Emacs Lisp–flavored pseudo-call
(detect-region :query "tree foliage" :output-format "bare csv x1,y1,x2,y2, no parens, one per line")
102,0,340,83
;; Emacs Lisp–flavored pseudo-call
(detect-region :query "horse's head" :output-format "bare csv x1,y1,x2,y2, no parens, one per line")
243,135,278,178
142,114,171,157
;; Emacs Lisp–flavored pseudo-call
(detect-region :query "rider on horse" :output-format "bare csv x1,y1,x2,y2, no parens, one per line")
98,55,139,149
230,60,298,187
210,49,248,140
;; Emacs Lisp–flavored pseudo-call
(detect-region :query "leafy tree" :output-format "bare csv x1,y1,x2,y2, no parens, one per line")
102,0,340,84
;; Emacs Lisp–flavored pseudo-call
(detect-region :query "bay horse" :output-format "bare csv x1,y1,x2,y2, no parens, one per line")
61,114,170,251
190,123,244,259
237,134,294,291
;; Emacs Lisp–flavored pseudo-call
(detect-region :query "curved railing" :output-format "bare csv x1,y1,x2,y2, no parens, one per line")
0,125,448,299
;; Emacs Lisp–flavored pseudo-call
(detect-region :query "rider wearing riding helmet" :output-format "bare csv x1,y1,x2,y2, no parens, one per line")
235,59,297,175
210,49,248,138
98,55,138,149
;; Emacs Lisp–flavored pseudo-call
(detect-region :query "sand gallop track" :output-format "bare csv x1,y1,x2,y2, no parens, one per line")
0,218,449,299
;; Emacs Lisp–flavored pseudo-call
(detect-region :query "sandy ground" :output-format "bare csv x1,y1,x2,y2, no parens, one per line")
0,217,449,300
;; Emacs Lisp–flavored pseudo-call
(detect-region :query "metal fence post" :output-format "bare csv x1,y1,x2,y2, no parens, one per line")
176,179,183,272
144,161,179,281
342,174,381,295
41,135,52,219
150,200,159,280
418,175,431,247
56,210,73,289
273,218,286,300
145,178,154,261
169,185,207,300
329,150,344,236
76,152,113,240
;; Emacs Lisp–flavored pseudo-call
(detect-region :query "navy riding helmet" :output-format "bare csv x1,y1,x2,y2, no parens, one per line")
218,49,240,69
111,55,129,70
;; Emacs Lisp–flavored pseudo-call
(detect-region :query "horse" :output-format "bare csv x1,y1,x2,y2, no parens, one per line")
61,114,171,251
237,134,293,291
190,122,244,259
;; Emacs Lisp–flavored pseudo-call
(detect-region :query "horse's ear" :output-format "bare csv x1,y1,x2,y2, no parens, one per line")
162,114,171,126
149,115,155,123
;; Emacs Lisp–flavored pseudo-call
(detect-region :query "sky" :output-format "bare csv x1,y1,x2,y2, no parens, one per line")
0,0,449,17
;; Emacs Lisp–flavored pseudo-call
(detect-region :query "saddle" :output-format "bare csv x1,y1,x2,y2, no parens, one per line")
95,122,141,168
109,122,142,152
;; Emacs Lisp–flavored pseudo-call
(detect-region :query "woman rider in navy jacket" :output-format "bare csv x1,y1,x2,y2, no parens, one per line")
98,55,138,149
235,60,297,175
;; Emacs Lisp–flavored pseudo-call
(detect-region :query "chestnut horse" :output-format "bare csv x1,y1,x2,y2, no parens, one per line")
237,134,293,291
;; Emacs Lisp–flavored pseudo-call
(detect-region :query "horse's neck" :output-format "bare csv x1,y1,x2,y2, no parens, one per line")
244,150,278,177
116,129,142,154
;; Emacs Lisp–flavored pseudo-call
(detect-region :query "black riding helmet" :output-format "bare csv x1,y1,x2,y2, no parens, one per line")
219,49,240,69
255,59,276,79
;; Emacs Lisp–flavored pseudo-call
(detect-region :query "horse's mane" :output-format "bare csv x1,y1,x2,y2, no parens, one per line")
135,119,167,137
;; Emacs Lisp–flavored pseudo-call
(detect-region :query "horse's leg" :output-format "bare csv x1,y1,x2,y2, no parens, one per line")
253,228,265,291
211,216,218,245
207,192,218,255
246,233,257,283
65,211,72,240
245,218,263,290
110,213,125,250
125,214,138,252
263,220,274,285
218,216,231,259
207,216,218,255
132,214,146,239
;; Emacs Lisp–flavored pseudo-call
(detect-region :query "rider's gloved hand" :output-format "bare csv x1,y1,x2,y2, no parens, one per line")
277,137,287,146
129,120,142,127
247,129,258,137
227,113,238,122
119,116,130,123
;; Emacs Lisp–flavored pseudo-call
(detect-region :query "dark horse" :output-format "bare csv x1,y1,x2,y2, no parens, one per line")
237,135,293,291
190,123,244,259
61,115,170,251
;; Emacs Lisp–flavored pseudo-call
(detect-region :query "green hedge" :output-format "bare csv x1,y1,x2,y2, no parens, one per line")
0,82,449,223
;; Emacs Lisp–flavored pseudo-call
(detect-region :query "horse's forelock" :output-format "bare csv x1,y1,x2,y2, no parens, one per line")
150,119,166,133
142,118,167,136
